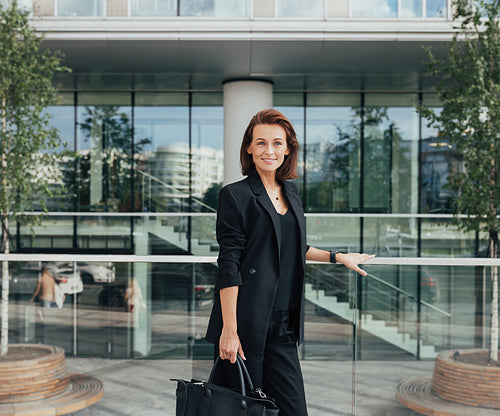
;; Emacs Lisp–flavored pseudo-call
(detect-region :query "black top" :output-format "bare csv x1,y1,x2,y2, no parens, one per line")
273,209,301,311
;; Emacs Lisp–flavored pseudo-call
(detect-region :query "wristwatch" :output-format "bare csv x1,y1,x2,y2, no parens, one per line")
329,250,339,263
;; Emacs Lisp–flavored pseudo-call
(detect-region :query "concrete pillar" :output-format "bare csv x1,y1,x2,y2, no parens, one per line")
223,80,273,185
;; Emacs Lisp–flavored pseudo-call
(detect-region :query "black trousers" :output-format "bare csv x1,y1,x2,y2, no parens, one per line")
213,310,308,416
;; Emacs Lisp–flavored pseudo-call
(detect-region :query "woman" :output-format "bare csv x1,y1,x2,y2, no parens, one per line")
205,109,374,415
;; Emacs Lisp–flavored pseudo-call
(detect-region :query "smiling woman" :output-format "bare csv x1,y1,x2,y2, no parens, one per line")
205,108,374,416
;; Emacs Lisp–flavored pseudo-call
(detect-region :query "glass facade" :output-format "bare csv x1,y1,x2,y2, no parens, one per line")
15,85,477,259
58,0,103,16
130,0,249,17
351,0,447,17
39,0,449,18
277,0,324,18
5,74,492,367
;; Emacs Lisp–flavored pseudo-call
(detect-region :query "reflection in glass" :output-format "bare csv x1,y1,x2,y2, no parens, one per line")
180,0,248,17
277,0,323,17
363,217,418,257
131,0,177,16
77,216,132,250
45,103,75,212
0,0,32,10
135,94,189,212
305,95,361,213
420,107,460,213
77,101,137,212
191,100,223,212
58,0,103,16
306,216,360,252
364,95,419,214
401,0,423,17
351,0,397,17
274,104,305,189
426,0,447,17
420,219,476,257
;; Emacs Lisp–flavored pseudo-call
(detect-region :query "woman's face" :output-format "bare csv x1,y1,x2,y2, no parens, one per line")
246,124,289,176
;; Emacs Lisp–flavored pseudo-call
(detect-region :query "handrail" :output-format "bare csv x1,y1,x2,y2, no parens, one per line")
311,264,452,318
0,254,498,266
11,211,499,218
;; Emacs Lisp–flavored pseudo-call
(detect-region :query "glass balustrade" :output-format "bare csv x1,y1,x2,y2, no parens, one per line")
1,254,497,414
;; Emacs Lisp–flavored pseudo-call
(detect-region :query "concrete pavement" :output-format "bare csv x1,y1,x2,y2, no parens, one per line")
66,357,432,416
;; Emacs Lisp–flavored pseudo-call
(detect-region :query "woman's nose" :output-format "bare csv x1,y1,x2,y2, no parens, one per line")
265,144,274,154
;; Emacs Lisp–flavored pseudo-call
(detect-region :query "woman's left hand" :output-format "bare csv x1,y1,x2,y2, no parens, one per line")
336,253,375,276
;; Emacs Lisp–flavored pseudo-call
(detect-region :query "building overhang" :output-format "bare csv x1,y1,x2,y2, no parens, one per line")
35,18,455,90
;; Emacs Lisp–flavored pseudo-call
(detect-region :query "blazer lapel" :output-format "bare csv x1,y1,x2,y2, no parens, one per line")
247,171,282,259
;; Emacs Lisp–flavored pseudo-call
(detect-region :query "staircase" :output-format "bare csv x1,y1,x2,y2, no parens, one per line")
304,283,436,358
140,216,217,256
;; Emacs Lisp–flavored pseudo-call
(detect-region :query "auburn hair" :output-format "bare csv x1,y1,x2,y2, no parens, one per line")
240,109,299,180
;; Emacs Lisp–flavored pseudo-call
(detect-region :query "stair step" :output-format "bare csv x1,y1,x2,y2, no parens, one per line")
305,286,436,358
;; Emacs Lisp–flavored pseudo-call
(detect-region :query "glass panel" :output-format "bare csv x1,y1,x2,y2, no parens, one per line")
420,219,476,257
306,216,360,252
45,97,76,213
149,262,216,359
76,75,133,91
58,0,103,16
420,106,460,214
180,0,248,17
351,0,397,17
364,94,419,214
364,217,418,256
134,93,189,213
426,0,447,17
274,104,305,192
305,94,361,213
277,0,324,17
77,93,133,213
191,95,223,213
401,0,423,17
77,215,132,250
131,0,177,16
0,0,32,11
18,215,75,250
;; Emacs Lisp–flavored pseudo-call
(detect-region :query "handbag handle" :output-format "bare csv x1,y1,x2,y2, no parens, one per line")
207,355,255,396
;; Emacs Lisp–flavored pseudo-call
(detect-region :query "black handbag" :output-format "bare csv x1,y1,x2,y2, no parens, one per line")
171,355,279,416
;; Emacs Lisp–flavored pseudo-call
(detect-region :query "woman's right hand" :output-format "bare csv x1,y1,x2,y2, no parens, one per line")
219,327,246,364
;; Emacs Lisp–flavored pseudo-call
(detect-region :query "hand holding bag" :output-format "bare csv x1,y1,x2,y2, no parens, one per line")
171,355,279,416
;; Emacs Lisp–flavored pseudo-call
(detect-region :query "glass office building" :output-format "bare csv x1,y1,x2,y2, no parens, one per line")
2,0,495,372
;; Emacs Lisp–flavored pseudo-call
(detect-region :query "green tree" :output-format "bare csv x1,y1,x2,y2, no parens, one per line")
0,2,69,354
423,0,500,361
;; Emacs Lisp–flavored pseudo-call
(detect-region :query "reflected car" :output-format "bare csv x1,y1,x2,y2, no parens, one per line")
0,268,39,298
77,262,116,284
0,262,83,298
54,263,84,295
151,264,214,305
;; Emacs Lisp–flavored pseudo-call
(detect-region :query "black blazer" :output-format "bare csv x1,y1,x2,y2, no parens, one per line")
205,170,308,353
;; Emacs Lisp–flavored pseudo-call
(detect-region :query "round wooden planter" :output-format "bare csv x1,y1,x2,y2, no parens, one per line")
0,344,103,415
0,344,70,403
431,349,500,409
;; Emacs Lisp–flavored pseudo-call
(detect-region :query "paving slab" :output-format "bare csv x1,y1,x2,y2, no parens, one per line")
64,358,434,416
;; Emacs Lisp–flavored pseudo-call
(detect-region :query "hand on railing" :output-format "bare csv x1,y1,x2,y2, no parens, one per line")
336,253,375,277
